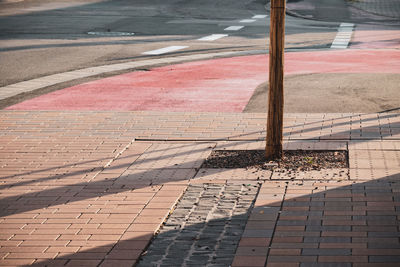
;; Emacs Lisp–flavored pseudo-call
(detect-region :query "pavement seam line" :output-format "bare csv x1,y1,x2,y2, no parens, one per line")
265,181,288,264
88,138,136,182
104,138,136,168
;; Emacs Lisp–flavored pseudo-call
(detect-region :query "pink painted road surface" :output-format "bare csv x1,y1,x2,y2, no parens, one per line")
351,28,400,49
7,49,400,112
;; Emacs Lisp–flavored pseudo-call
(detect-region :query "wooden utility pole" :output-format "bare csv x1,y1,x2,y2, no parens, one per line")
266,0,286,160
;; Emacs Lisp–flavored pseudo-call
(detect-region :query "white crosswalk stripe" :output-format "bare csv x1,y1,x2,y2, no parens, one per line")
252,15,268,19
331,23,355,49
224,26,244,31
198,34,228,41
239,19,256,23
142,46,188,55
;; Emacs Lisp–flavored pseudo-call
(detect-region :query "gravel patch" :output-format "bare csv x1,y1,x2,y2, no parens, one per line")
202,150,348,171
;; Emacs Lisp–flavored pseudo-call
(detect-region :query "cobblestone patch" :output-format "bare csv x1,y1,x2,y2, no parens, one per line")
137,183,260,267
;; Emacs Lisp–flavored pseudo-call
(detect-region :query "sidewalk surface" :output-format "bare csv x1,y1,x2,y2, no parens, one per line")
1,110,400,266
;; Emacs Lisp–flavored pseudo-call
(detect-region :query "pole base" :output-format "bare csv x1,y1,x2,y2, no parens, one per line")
265,144,283,160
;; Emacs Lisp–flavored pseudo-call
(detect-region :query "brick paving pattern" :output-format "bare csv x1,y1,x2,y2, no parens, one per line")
1,111,399,141
1,111,399,266
234,180,400,266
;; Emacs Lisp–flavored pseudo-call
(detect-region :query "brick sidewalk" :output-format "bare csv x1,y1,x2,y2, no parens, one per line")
0,111,399,266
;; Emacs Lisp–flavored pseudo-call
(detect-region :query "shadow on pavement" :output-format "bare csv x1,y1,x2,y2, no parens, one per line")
1,113,398,217
27,172,400,266
1,112,399,265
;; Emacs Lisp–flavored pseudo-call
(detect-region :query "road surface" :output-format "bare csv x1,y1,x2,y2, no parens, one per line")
1,0,399,112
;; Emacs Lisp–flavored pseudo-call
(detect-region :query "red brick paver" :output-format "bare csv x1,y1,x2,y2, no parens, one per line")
1,111,400,266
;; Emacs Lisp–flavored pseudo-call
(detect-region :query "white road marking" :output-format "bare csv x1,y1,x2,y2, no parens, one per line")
198,34,228,41
142,46,188,55
87,31,135,36
252,15,268,19
224,26,244,31
340,23,355,27
239,19,256,23
331,23,355,49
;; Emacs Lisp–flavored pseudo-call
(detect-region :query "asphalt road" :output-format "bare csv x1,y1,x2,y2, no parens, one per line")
0,0,338,86
0,0,399,113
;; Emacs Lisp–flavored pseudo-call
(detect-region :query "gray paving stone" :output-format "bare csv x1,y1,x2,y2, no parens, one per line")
137,183,259,266
137,260,159,266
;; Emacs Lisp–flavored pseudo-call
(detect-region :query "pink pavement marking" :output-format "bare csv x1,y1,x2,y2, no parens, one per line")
351,29,400,49
7,49,400,112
